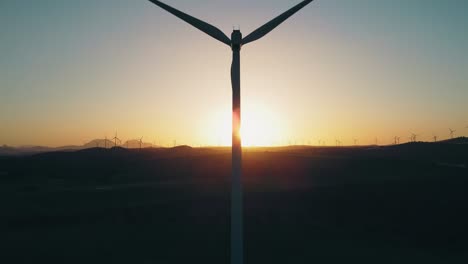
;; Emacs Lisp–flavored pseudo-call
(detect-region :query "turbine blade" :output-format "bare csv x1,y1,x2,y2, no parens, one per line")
147,0,231,46
242,0,314,45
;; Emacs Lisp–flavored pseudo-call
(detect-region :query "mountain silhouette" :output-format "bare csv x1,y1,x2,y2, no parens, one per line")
83,139,116,149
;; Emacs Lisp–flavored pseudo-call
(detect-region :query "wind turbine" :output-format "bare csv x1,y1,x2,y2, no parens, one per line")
354,138,358,146
112,133,121,147
433,134,438,142
410,133,420,143
449,128,456,139
104,136,108,149
139,137,143,150
147,1,315,263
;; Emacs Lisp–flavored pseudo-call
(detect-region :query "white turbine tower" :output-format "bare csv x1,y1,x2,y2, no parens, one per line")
146,1,315,263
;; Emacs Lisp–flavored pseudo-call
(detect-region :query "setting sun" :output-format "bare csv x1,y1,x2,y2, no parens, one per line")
207,102,284,147
241,103,284,147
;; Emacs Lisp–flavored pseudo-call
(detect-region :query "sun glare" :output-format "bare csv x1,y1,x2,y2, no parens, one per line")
208,103,283,147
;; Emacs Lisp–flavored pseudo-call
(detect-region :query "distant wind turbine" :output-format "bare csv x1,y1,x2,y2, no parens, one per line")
139,137,143,150
104,136,108,149
112,133,121,147
449,128,456,139
410,133,421,143
354,138,358,146
146,1,315,263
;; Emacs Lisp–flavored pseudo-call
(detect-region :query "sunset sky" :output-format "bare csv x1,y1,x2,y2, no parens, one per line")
1,0,467,147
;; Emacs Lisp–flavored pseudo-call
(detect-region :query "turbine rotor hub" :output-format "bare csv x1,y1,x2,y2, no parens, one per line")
231,30,242,51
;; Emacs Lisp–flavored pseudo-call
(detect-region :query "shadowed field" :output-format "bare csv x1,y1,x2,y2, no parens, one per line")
2,143,468,263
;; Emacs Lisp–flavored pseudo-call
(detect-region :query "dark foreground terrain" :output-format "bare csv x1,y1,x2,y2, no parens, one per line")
2,142,468,263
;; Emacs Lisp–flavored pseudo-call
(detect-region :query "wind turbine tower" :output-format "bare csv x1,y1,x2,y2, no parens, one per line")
146,1,315,263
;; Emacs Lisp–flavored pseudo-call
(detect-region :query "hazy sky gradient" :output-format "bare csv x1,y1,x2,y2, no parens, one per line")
1,0,467,146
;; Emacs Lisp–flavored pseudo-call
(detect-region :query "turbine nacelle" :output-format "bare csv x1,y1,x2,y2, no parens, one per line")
231,30,243,51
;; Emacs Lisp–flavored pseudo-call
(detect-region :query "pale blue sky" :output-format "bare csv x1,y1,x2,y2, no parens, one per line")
1,0,467,146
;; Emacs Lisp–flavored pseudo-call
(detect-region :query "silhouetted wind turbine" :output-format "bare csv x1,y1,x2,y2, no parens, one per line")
354,138,358,146
449,128,456,139
410,133,421,143
139,137,143,150
433,134,438,142
104,136,108,149
147,1,315,263
112,133,120,147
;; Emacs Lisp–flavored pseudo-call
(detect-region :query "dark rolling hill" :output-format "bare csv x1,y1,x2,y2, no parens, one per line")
1,144,468,263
